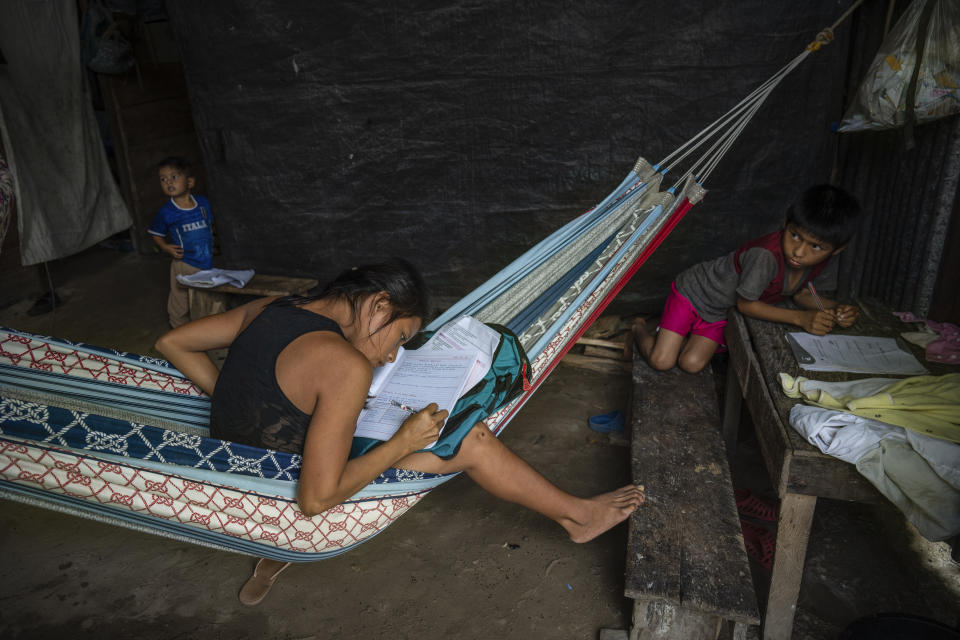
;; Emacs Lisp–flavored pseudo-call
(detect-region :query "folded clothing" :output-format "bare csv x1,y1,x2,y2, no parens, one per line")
894,311,960,365
780,372,960,444
789,404,960,541
177,268,255,289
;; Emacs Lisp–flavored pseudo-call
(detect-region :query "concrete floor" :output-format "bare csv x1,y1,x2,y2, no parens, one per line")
1,245,959,639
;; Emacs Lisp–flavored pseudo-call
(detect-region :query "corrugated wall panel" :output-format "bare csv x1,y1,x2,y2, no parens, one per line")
838,103,959,316
835,0,959,318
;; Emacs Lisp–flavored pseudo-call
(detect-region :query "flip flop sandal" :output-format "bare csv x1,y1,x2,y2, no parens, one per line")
735,488,779,522
238,558,292,606
740,518,775,571
588,410,625,433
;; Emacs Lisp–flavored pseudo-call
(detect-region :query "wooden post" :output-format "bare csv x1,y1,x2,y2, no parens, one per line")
763,493,817,640
721,368,742,458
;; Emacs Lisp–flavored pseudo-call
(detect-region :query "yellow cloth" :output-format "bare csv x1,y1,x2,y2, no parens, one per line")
780,373,960,444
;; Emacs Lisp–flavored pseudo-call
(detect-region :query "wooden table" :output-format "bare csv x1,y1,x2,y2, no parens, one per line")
722,299,952,640
186,274,318,321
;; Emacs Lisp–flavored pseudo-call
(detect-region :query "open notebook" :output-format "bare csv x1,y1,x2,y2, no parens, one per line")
355,316,500,447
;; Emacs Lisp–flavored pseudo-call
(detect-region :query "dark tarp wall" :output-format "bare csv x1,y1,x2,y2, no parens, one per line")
166,0,853,311
839,115,960,317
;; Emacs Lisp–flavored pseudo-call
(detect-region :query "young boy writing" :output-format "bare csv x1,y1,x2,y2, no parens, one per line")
147,156,215,328
632,184,862,374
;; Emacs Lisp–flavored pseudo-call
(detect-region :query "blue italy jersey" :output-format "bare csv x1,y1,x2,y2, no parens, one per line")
147,195,214,269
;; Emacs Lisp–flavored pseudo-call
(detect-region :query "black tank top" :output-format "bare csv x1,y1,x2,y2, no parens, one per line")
210,300,345,453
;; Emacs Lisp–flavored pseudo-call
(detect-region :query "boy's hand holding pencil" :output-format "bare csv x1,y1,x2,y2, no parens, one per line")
800,309,836,335
802,283,836,335
805,283,859,331
832,303,859,328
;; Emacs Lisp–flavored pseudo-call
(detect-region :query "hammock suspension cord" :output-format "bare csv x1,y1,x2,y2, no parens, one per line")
659,0,865,188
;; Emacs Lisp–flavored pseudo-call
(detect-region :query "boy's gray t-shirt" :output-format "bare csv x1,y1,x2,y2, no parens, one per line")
674,247,839,323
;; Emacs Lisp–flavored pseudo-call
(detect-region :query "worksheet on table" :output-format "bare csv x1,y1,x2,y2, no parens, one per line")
785,332,929,375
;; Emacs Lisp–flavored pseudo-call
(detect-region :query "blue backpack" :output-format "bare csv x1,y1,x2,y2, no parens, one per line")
350,323,530,460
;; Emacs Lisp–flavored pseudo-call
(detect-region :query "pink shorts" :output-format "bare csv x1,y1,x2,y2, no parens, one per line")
659,282,727,348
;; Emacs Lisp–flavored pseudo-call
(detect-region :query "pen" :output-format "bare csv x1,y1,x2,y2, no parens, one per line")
807,282,826,312
390,399,420,414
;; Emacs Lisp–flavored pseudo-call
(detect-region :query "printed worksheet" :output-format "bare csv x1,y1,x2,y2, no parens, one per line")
357,351,475,441
785,332,929,375
420,316,499,390
356,316,498,444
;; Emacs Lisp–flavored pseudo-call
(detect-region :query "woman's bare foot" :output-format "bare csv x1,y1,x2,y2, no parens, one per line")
564,484,646,543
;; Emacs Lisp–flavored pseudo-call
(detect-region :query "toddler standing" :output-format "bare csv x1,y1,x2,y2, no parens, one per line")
147,156,214,328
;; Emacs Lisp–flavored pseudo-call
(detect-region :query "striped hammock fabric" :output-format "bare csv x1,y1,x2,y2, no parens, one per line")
0,32,832,560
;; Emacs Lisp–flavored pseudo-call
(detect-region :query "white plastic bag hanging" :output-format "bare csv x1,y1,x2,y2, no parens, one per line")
839,0,960,133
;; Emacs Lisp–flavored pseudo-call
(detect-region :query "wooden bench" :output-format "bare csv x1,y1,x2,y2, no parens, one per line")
186,274,318,321
624,356,760,640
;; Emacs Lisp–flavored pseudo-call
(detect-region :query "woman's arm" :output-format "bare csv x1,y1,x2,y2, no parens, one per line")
154,296,276,395
291,338,446,516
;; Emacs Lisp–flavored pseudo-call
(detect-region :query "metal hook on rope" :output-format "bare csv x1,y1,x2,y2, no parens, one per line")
806,0,865,52
806,27,835,51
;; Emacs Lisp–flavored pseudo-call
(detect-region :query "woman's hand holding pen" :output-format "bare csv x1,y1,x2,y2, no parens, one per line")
394,402,448,452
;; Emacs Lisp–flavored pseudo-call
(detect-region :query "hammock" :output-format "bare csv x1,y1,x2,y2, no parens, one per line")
0,15,853,562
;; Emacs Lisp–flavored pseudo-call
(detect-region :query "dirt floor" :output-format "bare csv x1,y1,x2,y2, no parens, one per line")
1,245,958,640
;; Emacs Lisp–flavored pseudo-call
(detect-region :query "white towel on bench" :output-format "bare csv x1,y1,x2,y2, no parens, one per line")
177,268,255,289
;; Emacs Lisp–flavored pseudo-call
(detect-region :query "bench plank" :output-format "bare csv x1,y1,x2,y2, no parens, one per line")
186,274,319,321
626,358,759,626
201,274,318,297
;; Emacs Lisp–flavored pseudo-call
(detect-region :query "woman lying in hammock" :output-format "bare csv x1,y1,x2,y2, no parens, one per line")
155,258,645,605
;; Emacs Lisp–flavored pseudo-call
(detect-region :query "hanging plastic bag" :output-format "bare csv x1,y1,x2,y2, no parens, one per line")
80,1,135,75
838,0,960,133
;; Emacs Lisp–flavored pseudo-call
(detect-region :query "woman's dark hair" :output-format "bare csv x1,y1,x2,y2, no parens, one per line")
285,258,430,331
785,184,862,248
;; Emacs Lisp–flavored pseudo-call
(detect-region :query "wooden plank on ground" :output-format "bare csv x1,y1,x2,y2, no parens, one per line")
583,345,629,361
560,352,631,373
626,359,759,625
577,337,626,350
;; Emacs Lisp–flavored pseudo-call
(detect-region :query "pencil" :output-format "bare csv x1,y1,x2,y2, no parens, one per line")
807,282,826,312
390,399,419,414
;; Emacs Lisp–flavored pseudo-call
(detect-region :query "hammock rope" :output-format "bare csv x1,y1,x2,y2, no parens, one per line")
0,4,863,562
664,0,863,185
